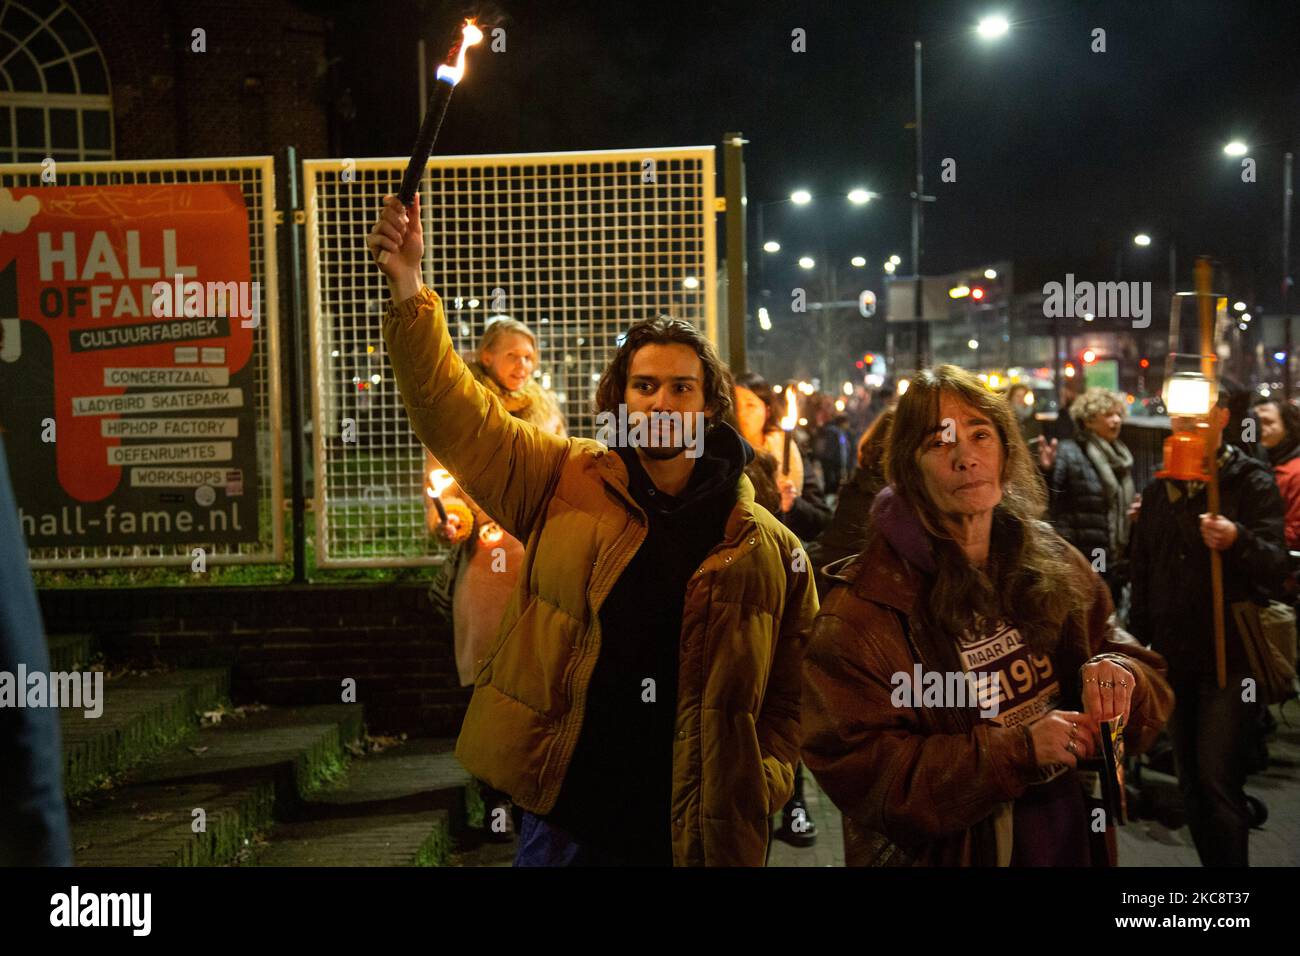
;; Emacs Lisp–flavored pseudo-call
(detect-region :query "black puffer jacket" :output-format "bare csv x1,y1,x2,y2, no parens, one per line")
807,464,886,600
1128,443,1290,676
1045,438,1112,563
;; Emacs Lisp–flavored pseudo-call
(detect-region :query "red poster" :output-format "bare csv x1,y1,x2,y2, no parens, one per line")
0,184,261,546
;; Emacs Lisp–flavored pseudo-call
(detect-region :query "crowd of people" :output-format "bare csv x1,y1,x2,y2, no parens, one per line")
368,195,1297,869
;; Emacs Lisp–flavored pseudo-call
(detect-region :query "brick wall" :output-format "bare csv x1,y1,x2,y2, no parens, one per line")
70,0,330,160
37,584,471,736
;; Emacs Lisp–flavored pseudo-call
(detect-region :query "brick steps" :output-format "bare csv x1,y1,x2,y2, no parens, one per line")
69,703,364,867
60,668,230,800
254,738,470,867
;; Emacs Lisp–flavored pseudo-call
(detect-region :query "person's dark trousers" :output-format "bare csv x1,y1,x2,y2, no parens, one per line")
0,435,73,866
1168,670,1256,867
513,812,643,866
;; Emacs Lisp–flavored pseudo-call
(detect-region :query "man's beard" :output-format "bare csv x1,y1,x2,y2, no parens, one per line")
640,443,686,461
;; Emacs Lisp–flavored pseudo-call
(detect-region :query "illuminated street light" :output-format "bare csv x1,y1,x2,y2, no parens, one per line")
889,254,902,265
847,188,874,204
798,256,815,269
1133,234,1152,247
1224,141,1248,157
790,189,812,205
967,339,979,350
763,240,781,253
984,268,998,279
884,261,897,274
976,14,1010,40
850,255,866,267
1233,300,1247,311
757,307,771,331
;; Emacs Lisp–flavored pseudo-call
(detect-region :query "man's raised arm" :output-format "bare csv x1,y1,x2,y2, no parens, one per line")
368,194,568,542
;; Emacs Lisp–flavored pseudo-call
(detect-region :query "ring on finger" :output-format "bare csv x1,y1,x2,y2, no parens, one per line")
1099,680,1114,688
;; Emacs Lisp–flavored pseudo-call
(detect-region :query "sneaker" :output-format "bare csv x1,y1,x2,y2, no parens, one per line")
774,798,817,847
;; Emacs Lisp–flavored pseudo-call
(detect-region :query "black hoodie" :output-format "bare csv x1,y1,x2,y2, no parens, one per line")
545,422,748,863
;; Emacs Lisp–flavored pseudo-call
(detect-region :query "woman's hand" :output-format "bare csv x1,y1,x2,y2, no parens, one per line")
367,194,424,302
1080,658,1136,723
1028,710,1098,768
1035,436,1058,472
1127,493,1142,525
778,477,797,514
434,513,463,543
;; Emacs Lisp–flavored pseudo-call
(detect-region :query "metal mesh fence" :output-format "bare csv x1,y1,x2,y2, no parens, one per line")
1,156,282,568
305,147,717,566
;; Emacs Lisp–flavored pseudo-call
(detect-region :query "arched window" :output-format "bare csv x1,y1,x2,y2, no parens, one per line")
0,0,112,163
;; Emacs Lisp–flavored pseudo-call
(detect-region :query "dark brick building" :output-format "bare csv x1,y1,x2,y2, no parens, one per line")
9,0,333,163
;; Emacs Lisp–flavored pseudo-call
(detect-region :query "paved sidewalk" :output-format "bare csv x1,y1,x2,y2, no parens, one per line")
766,767,845,867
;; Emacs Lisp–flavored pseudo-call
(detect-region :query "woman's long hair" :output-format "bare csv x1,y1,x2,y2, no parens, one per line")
885,365,1090,653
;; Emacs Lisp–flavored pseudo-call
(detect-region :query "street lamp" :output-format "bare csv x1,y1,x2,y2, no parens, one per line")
1224,141,1248,157
1133,233,1152,247
798,256,816,269
790,189,812,205
847,188,874,205
976,14,1011,40
850,256,866,267
763,240,781,253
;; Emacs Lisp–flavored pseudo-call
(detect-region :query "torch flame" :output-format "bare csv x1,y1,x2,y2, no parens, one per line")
427,468,454,498
779,388,798,432
435,20,484,86
479,521,504,545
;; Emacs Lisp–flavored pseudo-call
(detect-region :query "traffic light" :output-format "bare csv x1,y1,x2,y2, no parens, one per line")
971,287,986,301
1082,349,1097,364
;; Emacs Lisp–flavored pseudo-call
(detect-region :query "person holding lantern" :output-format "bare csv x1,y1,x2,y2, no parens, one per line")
1127,377,1290,866
802,365,1173,865
369,195,817,866
425,314,565,842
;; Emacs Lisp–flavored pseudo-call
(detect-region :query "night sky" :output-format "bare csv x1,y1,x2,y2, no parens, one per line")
321,0,1299,308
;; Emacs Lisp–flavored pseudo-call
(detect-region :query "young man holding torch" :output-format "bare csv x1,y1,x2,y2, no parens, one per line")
1127,377,1290,866
368,195,817,866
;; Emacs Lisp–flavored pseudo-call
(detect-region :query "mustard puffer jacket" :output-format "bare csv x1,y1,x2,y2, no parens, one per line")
382,287,819,866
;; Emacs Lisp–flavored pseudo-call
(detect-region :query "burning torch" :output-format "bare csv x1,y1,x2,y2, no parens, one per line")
427,467,454,524
377,19,483,266
427,467,472,544
779,386,799,475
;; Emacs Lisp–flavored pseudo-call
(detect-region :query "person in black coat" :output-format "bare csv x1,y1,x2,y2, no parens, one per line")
1038,388,1138,607
808,408,893,600
1128,377,1290,866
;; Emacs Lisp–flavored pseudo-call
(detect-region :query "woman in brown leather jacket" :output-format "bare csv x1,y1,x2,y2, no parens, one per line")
801,365,1173,866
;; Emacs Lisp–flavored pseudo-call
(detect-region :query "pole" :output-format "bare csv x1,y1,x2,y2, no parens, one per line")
1195,257,1226,689
724,132,748,375
912,39,924,372
1283,152,1293,400
285,146,307,583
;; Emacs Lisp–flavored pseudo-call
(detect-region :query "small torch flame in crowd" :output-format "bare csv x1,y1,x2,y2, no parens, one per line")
479,521,504,545
378,19,483,265
779,387,799,475
426,468,454,523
